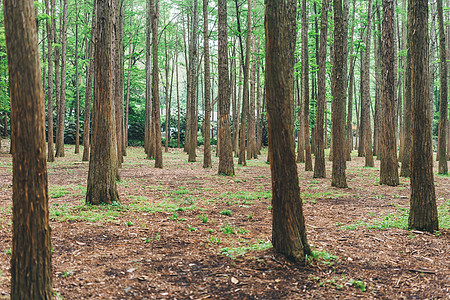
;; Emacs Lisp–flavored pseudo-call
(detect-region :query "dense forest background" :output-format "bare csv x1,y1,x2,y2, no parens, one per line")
0,0,447,154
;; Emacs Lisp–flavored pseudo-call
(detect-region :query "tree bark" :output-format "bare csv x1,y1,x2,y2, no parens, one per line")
218,0,235,175
314,0,329,178
46,0,55,162
302,0,313,171
408,0,439,233
331,0,348,188
437,0,448,174
346,0,356,161
5,0,53,296
265,0,311,261
75,1,80,154
380,0,400,186
56,0,68,158
188,0,199,162
203,0,212,168
86,0,120,205
363,0,374,167
247,0,258,159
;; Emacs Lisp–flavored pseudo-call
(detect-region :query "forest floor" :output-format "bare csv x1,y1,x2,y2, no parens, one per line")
0,141,449,299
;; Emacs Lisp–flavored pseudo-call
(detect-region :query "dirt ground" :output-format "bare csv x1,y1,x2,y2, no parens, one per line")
0,141,448,299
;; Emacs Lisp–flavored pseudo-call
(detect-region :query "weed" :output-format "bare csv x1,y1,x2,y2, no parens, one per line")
237,228,249,234
208,236,221,244
348,279,366,292
247,213,253,220
222,223,235,234
187,225,196,232
198,215,208,223
267,206,272,210
125,221,134,226
61,271,73,278
220,210,232,216
169,213,178,220
5,248,11,255
220,240,272,259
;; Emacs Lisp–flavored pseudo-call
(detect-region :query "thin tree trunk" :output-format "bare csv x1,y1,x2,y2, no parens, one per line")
75,1,80,154
46,0,55,162
363,0,374,167
203,0,212,168
247,0,257,159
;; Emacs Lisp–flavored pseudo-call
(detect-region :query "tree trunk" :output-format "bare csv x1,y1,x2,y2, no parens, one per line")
5,0,53,296
331,0,348,188
247,0,258,159
86,0,120,205
265,0,312,261
408,0,439,233
380,0,400,186
363,0,374,167
218,0,235,175
437,0,448,174
297,76,305,162
46,0,55,162
302,0,313,171
203,0,212,168
144,0,152,155
82,0,97,162
314,0,329,178
75,1,80,154
149,0,163,168
56,0,68,158
188,0,199,162
346,0,356,161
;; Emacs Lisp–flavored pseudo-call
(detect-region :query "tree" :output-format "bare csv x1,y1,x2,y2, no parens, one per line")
331,0,348,188
302,0,313,171
45,0,55,162
408,0,438,233
265,0,311,261
56,0,68,158
188,0,199,162
75,1,80,154
437,0,448,174
203,0,212,168
247,0,258,160
150,0,163,168
217,0,235,175
4,0,53,296
314,0,329,179
86,0,120,205
380,0,399,186
363,0,374,167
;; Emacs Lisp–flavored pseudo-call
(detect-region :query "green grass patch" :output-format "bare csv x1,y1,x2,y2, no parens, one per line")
220,239,272,259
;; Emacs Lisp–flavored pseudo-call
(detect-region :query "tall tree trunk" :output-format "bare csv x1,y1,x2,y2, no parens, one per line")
374,7,382,160
437,0,448,174
149,0,163,168
238,0,251,166
331,0,348,188
218,0,235,175
145,0,152,155
188,0,199,162
5,0,53,296
203,0,212,168
247,0,258,159
56,0,68,158
363,0,374,167
266,0,311,261
82,0,97,162
297,75,305,162
408,0,438,233
302,0,313,171
380,0,400,186
46,0,55,162
176,52,181,148
256,58,262,154
75,1,80,154
314,0,329,178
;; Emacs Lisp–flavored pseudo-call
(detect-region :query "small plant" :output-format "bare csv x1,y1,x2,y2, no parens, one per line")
144,237,152,243
237,228,249,234
61,271,73,278
169,213,178,220
187,225,196,232
220,210,232,216
198,215,208,223
208,236,221,244
247,213,253,220
267,206,272,210
348,279,366,292
125,221,134,226
5,248,12,255
222,223,235,234
207,229,214,233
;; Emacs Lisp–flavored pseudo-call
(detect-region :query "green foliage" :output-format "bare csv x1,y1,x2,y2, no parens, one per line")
220,240,272,259
220,209,232,216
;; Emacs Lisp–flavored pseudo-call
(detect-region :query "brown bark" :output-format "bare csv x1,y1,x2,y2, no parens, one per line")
56,0,68,158
302,0,313,171
380,0,399,186
114,0,125,166
363,0,374,167
46,0,55,162
188,0,199,162
408,0,439,233
297,76,305,162
144,1,152,155
331,0,348,188
86,0,120,205
218,0,235,175
149,0,163,168
75,1,80,154
437,0,448,174
265,0,311,261
5,0,53,296
314,0,328,178
346,0,356,161
83,0,97,162
247,0,258,159
203,0,212,168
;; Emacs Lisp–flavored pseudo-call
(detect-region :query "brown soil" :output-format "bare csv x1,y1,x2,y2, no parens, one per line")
0,142,449,299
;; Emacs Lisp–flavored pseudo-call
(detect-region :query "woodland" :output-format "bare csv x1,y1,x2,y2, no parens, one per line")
0,0,449,298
